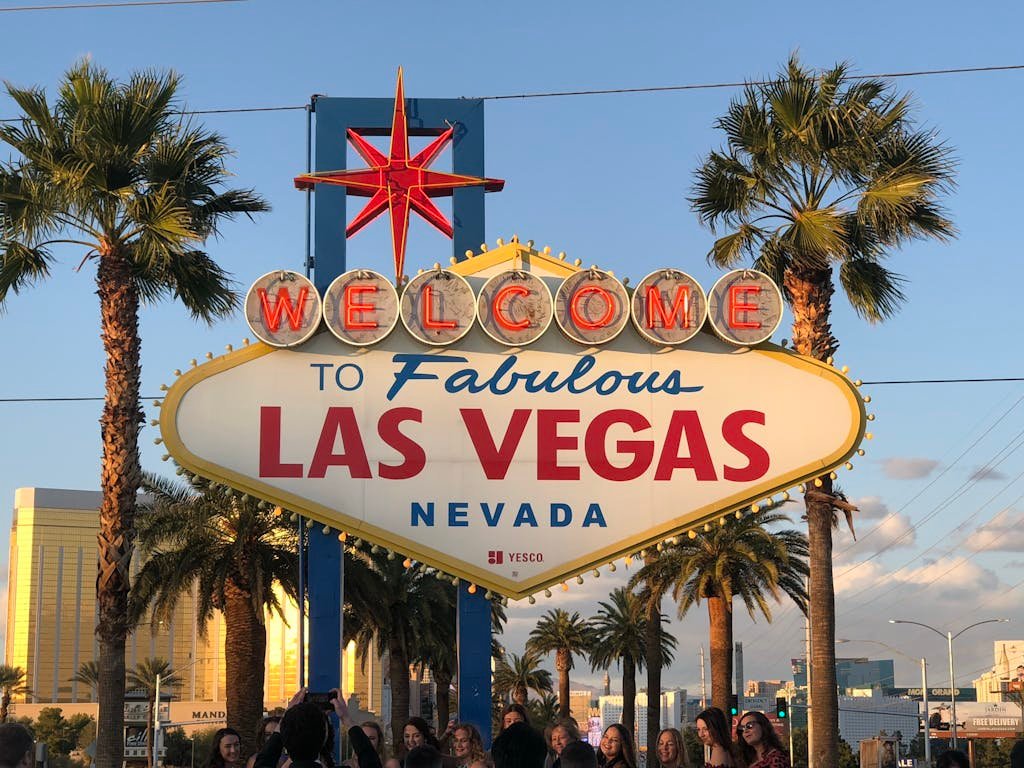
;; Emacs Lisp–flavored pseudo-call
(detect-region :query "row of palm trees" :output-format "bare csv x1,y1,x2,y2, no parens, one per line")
490,504,808,737
0,56,955,768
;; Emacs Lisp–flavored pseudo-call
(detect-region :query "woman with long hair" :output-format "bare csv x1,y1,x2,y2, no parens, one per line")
695,708,734,768
206,728,242,768
597,724,636,768
737,711,788,768
654,728,688,768
345,722,388,768
451,722,488,768
402,717,440,759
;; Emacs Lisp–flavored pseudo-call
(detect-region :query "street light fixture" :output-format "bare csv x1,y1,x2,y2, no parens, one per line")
889,618,1010,751
837,638,931,767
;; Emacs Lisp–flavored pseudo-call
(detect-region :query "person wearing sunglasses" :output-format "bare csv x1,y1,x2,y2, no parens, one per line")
737,712,789,768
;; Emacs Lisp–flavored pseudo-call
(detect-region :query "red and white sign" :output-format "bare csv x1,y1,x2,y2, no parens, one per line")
162,308,864,598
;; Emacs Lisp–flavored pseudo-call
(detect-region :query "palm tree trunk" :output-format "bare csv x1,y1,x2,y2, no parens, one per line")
389,640,411,751
147,694,156,768
786,265,840,768
555,649,571,719
707,596,733,716
96,249,143,768
436,670,453,733
644,590,661,753
224,578,267,761
621,656,636,737
1,691,9,722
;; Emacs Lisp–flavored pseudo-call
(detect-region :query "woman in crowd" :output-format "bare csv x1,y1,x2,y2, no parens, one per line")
206,728,243,768
547,719,580,768
499,703,531,731
737,711,789,768
597,724,636,768
246,718,283,768
695,708,734,768
451,722,489,768
654,728,688,768
344,721,387,768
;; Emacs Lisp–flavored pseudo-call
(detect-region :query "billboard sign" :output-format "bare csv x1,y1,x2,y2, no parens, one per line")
924,701,1022,738
161,243,867,599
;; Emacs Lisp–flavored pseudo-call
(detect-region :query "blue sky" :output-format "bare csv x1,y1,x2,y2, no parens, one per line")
1,0,1023,694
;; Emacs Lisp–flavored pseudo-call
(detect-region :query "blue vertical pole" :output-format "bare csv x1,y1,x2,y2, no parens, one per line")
457,583,493,749
306,92,492,744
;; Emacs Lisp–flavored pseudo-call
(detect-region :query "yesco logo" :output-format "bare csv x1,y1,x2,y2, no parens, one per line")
488,551,544,564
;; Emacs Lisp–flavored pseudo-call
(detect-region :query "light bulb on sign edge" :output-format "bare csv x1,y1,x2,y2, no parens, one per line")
576,575,584,585
608,563,616,572
561,582,569,592
322,525,330,535
403,558,412,568
814,478,823,487
829,472,838,480
544,589,552,598
305,519,314,529
468,584,477,594
528,595,536,604
688,530,697,539
845,462,853,470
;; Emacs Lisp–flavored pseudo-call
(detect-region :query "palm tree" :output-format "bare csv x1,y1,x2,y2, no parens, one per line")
527,610,593,719
632,505,809,715
129,471,297,758
344,552,455,748
589,587,677,734
70,660,100,702
690,56,954,767
127,657,178,768
526,694,560,729
0,665,29,722
492,651,553,706
0,61,267,768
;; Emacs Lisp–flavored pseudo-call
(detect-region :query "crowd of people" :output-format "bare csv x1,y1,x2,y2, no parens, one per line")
4,696,1022,768
189,696,795,768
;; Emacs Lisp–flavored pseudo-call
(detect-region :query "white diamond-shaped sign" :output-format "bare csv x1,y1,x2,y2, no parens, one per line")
161,244,865,599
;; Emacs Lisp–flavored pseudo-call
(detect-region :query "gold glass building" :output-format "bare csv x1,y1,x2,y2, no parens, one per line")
5,488,384,723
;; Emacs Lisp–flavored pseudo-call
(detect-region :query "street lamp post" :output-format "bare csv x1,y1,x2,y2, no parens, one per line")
836,638,930,767
889,618,1009,752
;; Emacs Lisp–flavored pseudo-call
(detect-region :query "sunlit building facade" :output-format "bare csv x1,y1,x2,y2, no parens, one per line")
5,487,382,724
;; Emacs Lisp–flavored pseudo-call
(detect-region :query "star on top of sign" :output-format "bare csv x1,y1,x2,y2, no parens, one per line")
294,68,505,282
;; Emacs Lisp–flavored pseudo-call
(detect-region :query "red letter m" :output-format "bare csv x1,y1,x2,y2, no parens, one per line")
258,287,310,332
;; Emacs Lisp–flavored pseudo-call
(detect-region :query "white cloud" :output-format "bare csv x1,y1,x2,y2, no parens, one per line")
969,467,1007,482
880,457,940,479
854,495,890,519
965,510,1024,552
834,513,916,564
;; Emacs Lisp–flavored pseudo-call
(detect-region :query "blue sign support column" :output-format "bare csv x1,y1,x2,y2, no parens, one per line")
305,92,492,743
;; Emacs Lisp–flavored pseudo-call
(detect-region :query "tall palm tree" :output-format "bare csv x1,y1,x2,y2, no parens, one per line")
492,651,553,706
344,552,455,748
641,551,664,754
632,505,809,715
127,657,178,768
0,665,29,722
129,471,298,758
0,61,267,768
589,587,677,734
70,660,100,702
690,55,954,767
527,610,593,719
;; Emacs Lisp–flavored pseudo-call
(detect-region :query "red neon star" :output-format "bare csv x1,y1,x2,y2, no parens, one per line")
294,68,504,281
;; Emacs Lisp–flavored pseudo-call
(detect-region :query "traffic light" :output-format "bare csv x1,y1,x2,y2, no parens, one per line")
776,696,789,719
729,694,739,717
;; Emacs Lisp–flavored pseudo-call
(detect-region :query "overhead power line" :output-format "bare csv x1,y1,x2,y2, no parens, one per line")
1,374,1021,403
466,64,1024,101
1,62,1022,123
0,0,246,11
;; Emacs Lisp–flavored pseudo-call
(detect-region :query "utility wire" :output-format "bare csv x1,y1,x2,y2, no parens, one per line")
465,64,1024,101
1,62,1023,122
2,375,1022,402
0,0,246,11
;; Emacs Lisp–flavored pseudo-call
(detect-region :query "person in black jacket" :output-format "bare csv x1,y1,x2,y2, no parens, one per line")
254,688,382,768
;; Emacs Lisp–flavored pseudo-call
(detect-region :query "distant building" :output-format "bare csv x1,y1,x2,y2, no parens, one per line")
746,680,786,700
837,691,919,749
5,487,384,729
972,640,1024,703
598,690,686,750
571,689,596,721
791,657,894,692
